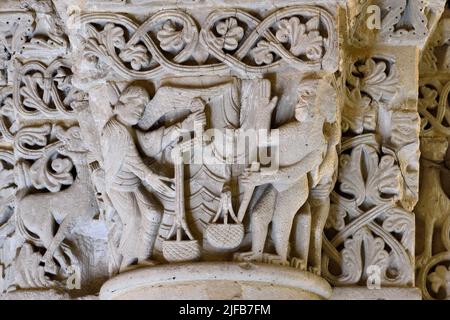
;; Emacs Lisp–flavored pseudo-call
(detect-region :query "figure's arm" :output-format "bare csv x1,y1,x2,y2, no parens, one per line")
137,104,207,157
160,123,183,150
244,150,323,187
125,145,154,181
125,140,175,196
313,122,340,184
137,125,178,158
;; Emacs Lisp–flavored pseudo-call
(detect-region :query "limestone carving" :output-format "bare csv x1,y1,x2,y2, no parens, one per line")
72,5,338,82
416,20,450,297
15,124,98,274
0,0,448,301
348,0,445,48
14,60,82,120
234,78,338,273
323,55,418,288
99,85,178,269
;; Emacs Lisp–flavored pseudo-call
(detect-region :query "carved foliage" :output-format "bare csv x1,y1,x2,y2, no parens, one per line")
341,56,420,209
325,53,417,287
343,56,399,134
0,87,16,143
0,149,17,293
0,1,68,86
427,264,450,299
76,7,338,81
0,12,34,84
14,124,75,192
339,143,402,207
323,137,415,286
275,16,323,61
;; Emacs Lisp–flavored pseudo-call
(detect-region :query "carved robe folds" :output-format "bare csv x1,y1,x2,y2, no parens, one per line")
101,117,163,269
0,0,448,300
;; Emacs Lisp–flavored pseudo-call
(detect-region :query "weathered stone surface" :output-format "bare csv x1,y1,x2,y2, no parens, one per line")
100,262,333,300
0,0,448,300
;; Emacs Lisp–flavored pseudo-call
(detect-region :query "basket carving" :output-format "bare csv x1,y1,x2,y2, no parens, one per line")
205,223,244,250
162,240,201,263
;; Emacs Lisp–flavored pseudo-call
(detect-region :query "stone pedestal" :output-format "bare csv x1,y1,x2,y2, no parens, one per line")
100,262,332,300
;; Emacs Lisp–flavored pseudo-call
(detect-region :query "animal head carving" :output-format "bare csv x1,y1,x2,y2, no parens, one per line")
54,125,88,156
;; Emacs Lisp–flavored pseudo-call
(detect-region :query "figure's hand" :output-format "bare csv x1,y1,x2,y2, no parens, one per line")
170,126,183,143
182,109,207,131
241,170,264,188
190,98,205,112
183,97,207,130
146,172,175,197
220,188,233,208
192,110,207,128
70,100,89,111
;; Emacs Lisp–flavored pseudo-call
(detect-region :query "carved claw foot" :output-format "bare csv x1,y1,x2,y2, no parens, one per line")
290,257,307,271
308,266,321,276
233,252,263,263
263,254,290,267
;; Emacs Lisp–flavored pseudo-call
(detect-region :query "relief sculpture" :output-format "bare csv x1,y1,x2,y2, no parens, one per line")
0,0,448,301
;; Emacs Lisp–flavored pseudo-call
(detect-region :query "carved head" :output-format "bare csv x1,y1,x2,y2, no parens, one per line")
420,136,449,162
114,86,150,126
294,78,336,124
295,79,320,122
294,93,314,122
54,125,88,156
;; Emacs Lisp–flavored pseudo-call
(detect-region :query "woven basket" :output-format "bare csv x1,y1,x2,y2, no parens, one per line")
205,223,244,250
162,240,201,263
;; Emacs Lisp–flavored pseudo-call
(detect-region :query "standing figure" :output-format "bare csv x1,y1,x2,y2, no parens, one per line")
99,86,175,270
236,88,328,265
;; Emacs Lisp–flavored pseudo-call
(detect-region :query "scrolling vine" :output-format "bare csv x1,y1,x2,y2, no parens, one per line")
72,6,338,82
